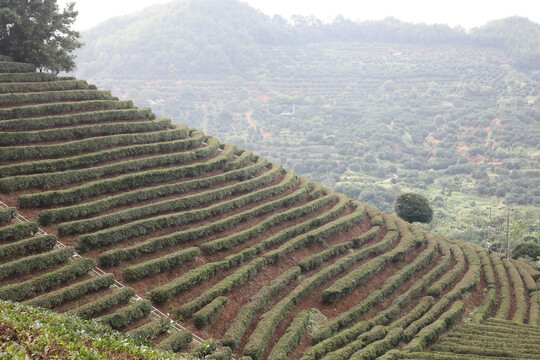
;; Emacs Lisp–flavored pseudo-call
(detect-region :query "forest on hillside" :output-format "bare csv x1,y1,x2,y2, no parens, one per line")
73,0,540,253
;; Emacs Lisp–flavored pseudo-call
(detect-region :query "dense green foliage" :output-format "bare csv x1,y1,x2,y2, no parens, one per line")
0,300,176,359
395,193,434,224
0,0,82,72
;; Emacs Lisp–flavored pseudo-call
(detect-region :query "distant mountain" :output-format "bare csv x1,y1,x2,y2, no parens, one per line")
75,0,540,80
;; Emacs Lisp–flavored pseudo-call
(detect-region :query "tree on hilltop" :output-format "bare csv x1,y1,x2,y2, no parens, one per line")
0,0,82,73
394,192,433,224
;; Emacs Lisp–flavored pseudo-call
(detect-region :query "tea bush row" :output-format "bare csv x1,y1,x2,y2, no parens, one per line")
0,108,154,132
18,139,231,208
62,160,280,236
1,125,187,163
0,117,171,146
0,258,95,302
0,130,203,179
39,154,264,225
71,287,136,320
24,274,115,309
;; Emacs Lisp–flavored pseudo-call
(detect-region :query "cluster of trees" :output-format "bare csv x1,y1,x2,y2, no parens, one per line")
0,0,82,72
74,0,540,79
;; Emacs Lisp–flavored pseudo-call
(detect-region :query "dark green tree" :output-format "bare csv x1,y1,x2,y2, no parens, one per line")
511,241,540,260
394,192,433,223
0,0,82,73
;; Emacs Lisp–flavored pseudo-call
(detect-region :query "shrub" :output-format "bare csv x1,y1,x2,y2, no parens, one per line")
24,274,115,309
0,130,203,179
267,310,310,360
0,258,95,302
98,171,300,266
97,299,152,330
193,296,228,329
0,79,89,95
426,244,465,297
0,89,114,107
0,222,38,244
0,99,133,120
0,234,57,259
39,154,265,226
122,247,200,282
1,133,207,193
222,267,301,350
0,247,73,280
491,252,511,319
206,347,234,360
402,301,466,352
1,125,186,164
0,117,171,147
70,287,135,320
0,207,16,225
503,259,527,323
349,327,403,360
157,330,193,352
61,160,280,236
0,108,154,132
299,226,381,272
201,192,338,255
128,318,172,341
0,72,58,83
18,138,230,208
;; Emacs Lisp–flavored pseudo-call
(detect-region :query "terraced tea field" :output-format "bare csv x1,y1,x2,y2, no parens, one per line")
1,59,539,359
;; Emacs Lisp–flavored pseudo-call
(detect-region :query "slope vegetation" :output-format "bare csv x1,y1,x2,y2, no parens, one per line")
0,59,539,359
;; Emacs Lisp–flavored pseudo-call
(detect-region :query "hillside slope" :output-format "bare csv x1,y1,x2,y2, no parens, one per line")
72,0,540,245
0,59,539,359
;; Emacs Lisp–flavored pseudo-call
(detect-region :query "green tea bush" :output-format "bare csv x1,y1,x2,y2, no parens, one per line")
0,221,37,243
24,274,115,309
0,61,35,73
122,247,200,282
267,310,310,360
0,117,171,146
0,207,16,224
157,330,193,352
0,99,133,120
0,234,56,259
222,267,301,349
61,160,281,236
0,89,114,107
71,287,136,320
0,258,95,302
0,246,73,280
0,79,89,94
18,139,230,208
1,126,186,163
0,108,154,131
193,296,228,329
128,318,171,341
0,130,203,179
38,154,264,225
97,170,298,265
0,72,57,83
97,299,152,330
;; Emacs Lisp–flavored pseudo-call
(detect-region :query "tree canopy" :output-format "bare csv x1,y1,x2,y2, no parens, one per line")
0,0,82,72
394,193,434,224
511,241,540,261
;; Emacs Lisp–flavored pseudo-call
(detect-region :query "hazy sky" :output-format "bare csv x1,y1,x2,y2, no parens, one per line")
57,0,540,31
